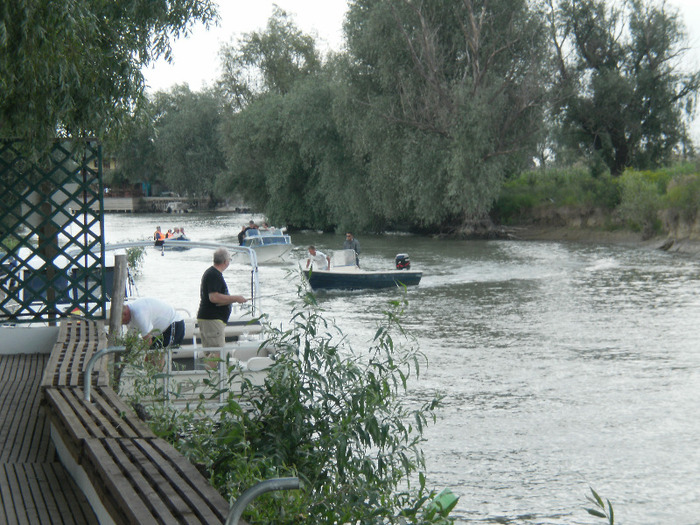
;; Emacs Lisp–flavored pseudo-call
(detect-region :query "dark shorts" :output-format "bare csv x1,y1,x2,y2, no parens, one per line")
151,320,185,348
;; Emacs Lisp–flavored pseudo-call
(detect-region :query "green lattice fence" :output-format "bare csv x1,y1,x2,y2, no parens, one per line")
0,140,106,323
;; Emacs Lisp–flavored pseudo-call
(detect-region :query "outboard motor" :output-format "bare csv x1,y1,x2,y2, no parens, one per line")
395,253,410,270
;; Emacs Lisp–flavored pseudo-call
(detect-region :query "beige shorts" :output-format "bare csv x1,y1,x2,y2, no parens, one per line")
197,318,226,349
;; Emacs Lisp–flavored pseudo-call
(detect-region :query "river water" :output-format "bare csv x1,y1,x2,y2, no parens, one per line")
105,212,700,525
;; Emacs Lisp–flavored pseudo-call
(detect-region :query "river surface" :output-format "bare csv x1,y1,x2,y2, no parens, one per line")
105,212,700,525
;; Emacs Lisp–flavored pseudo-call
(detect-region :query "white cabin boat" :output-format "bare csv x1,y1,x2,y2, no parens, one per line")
239,228,293,264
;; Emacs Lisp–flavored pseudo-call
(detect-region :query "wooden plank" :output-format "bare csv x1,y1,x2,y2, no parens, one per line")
57,321,79,386
90,387,154,438
7,464,40,523
0,354,52,463
40,463,99,525
41,321,69,387
83,438,176,524
135,438,229,524
0,465,21,525
22,463,57,524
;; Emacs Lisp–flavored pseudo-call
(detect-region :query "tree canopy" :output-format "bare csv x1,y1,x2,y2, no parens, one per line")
0,0,217,150
551,0,700,174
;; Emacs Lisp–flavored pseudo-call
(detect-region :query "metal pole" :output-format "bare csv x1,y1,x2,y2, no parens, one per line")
225,477,301,525
83,345,126,401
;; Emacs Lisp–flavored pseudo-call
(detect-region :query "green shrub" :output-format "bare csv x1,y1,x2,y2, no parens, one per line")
618,171,664,236
122,290,451,524
664,174,700,222
492,167,621,223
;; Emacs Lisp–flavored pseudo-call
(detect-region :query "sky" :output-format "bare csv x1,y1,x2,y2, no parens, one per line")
143,0,700,136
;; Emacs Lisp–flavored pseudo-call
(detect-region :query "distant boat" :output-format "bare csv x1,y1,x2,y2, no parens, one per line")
160,237,191,251
239,228,293,264
303,250,422,291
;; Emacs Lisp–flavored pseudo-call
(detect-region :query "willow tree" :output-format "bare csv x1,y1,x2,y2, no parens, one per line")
216,8,343,229
339,0,553,229
0,0,217,147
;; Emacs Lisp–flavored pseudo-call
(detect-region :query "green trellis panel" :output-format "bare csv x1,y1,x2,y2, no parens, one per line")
0,140,106,323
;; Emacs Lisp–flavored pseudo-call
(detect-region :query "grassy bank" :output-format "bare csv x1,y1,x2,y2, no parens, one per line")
491,162,700,248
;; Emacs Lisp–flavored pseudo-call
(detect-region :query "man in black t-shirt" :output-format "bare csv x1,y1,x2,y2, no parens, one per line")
196,248,247,348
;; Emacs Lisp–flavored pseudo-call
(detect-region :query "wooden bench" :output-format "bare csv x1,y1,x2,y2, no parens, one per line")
41,319,109,388
42,320,235,525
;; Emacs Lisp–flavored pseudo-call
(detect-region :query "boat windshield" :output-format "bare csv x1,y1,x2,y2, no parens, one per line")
331,249,357,268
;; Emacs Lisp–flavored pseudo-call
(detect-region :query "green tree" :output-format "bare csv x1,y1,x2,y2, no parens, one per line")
218,6,320,109
552,0,700,175
151,86,227,201
0,0,217,149
218,9,344,228
105,104,161,191
219,1,553,231
338,0,553,229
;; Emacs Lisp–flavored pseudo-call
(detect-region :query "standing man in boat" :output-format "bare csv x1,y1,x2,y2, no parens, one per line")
343,232,361,267
121,297,185,348
197,247,248,348
306,246,331,270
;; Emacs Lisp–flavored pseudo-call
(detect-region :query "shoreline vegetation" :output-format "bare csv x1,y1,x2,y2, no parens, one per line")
452,162,700,256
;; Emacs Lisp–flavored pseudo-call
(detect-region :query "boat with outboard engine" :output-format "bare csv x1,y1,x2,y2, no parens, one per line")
303,249,422,291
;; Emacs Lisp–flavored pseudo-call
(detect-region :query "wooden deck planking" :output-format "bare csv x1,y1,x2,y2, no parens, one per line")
0,353,99,525
0,354,53,463
41,320,108,389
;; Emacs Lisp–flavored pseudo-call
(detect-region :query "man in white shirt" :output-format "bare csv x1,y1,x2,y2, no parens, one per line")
121,297,185,348
306,246,331,270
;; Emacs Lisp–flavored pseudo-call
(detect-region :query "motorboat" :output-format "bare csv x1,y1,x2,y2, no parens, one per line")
303,250,422,291
238,227,293,264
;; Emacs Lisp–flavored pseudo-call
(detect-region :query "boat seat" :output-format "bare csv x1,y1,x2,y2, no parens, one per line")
182,316,263,347
243,356,275,372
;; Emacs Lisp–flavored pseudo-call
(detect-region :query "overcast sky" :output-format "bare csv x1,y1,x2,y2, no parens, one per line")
143,0,700,137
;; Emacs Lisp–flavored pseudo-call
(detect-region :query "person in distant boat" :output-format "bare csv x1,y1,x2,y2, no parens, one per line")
238,220,259,244
121,297,185,348
153,226,165,246
343,232,361,267
197,248,248,349
259,222,270,231
306,246,331,271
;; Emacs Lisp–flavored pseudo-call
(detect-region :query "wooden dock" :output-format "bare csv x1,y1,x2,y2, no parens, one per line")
0,353,98,524
1,320,236,524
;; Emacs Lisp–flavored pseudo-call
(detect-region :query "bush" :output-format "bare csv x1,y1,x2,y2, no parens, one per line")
664,174,700,222
492,167,621,223
618,171,664,236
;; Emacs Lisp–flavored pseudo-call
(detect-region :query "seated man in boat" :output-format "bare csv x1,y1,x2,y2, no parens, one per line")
121,297,185,349
306,246,331,271
153,226,165,246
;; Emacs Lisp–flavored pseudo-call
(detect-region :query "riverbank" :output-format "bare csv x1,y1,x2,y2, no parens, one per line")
506,223,700,256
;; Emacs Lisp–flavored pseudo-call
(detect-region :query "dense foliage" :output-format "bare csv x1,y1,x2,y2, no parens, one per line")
42,0,693,233
551,0,700,175
121,293,449,524
0,0,217,150
492,161,700,238
216,2,553,231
